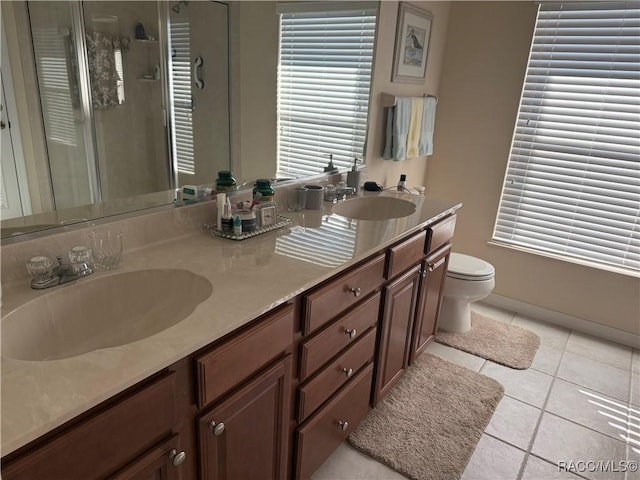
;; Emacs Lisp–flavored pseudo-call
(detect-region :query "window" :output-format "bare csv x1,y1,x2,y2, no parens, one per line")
169,19,195,175
493,2,640,274
276,2,377,177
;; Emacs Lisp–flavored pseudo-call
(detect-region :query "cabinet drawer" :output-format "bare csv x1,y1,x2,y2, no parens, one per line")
2,373,176,480
295,364,373,480
302,254,385,335
195,304,294,409
385,230,427,279
426,214,456,255
298,327,376,423
300,292,380,381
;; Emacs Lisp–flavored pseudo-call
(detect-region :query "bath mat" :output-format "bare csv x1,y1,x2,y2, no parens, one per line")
435,311,540,369
348,353,504,480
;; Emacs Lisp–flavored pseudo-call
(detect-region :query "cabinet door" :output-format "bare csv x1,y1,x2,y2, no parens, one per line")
410,245,451,364
372,266,420,406
109,435,182,480
198,356,292,480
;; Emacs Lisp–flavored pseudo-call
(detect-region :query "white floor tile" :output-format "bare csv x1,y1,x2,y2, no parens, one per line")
310,443,407,480
557,352,631,403
485,396,541,450
532,413,627,480
546,378,631,443
425,341,486,372
461,434,525,480
626,444,640,480
512,315,570,350
628,404,640,453
472,302,516,324
565,331,633,371
521,455,583,480
481,361,554,408
531,344,564,376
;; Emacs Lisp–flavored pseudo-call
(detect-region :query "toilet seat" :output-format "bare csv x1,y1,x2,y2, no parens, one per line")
447,253,495,281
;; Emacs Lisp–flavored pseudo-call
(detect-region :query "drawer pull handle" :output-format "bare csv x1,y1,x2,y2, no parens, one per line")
428,258,446,272
209,421,225,436
345,328,357,339
349,287,362,297
169,449,187,467
342,367,354,378
338,420,349,431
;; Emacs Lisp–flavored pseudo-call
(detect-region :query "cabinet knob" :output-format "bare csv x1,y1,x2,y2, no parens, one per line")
342,367,354,378
338,420,349,431
209,421,225,436
345,328,357,339
349,287,362,297
169,449,187,467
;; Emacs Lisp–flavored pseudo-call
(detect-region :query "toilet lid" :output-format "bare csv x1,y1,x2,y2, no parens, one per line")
447,253,495,280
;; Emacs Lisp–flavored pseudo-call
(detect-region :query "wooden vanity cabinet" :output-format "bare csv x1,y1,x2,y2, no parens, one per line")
110,434,182,480
373,266,421,406
2,373,180,480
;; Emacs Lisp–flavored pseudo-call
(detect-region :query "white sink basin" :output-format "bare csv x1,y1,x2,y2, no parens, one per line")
1,269,213,361
332,196,416,220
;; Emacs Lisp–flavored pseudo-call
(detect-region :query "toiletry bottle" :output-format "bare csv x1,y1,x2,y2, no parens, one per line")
216,171,237,192
233,215,242,236
216,193,226,230
397,174,407,192
347,157,361,193
221,200,233,232
253,179,274,202
323,154,338,173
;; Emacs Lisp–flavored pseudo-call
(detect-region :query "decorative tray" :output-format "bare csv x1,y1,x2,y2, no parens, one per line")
205,215,292,241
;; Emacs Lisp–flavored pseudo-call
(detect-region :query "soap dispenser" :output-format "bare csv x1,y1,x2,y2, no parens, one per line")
347,157,361,193
323,154,338,173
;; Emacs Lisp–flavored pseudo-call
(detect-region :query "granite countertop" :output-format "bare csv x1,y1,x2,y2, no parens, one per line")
0,192,461,456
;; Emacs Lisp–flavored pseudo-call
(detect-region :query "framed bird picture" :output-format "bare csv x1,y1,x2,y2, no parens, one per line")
392,3,433,84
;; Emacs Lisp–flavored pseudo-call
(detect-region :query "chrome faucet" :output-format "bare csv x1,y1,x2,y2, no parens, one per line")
30,256,93,290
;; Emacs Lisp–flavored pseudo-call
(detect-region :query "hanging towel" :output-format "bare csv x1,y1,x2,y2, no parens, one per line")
418,96,437,156
406,97,424,158
383,107,394,160
86,32,121,109
392,97,412,161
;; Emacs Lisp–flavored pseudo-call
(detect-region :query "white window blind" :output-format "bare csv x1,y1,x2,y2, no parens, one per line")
493,2,640,274
277,5,377,177
169,20,195,175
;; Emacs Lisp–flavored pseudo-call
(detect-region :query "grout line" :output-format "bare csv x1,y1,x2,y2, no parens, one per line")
515,324,571,480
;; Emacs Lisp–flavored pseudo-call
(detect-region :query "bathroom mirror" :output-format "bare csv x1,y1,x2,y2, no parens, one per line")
0,0,377,240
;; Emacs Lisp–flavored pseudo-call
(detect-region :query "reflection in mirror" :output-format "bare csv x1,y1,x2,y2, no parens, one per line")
0,0,379,240
0,0,230,238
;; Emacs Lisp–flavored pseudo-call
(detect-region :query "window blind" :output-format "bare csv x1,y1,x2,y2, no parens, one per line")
493,2,640,274
169,20,195,175
277,6,377,177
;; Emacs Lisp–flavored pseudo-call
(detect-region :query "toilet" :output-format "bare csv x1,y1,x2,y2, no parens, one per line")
438,253,495,334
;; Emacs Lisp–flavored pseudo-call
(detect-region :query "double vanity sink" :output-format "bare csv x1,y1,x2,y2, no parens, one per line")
1,191,461,478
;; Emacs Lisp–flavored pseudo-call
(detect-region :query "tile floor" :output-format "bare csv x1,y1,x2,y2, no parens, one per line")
311,302,640,480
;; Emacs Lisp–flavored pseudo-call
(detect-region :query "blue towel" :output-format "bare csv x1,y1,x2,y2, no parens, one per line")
383,107,394,160
418,96,437,156
392,97,411,161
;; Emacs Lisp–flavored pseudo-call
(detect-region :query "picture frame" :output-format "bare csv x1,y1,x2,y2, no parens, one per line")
392,3,433,84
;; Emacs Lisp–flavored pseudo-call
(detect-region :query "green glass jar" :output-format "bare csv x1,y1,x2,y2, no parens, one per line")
253,179,274,202
216,171,237,192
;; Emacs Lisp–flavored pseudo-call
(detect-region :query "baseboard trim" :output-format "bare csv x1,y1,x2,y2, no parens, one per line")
484,294,640,349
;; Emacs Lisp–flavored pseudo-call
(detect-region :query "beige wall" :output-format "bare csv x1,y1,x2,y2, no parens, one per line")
365,1,451,189
427,2,640,335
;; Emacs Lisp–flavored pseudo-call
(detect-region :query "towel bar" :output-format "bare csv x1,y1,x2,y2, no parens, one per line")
380,92,438,107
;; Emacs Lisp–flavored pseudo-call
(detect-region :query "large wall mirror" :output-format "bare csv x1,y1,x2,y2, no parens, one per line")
0,0,378,239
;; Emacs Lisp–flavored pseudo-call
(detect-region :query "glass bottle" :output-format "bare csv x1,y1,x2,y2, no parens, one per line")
253,179,274,202
216,171,237,192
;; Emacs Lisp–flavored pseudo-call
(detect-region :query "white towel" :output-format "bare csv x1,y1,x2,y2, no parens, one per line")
418,96,437,156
